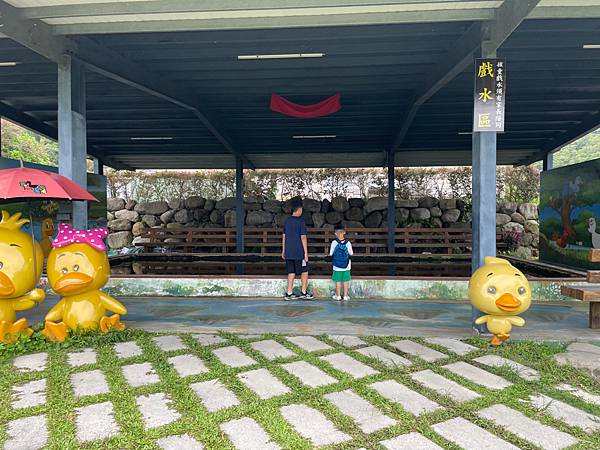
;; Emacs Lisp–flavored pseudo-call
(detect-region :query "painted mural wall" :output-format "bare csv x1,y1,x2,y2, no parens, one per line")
539,157,600,270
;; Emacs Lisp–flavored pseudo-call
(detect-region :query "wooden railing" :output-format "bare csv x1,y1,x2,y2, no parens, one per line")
136,226,504,256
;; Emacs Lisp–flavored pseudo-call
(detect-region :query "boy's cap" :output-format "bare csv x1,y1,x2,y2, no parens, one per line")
334,225,346,231
291,199,303,211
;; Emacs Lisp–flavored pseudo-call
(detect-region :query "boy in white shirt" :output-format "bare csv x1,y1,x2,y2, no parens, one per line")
329,225,353,301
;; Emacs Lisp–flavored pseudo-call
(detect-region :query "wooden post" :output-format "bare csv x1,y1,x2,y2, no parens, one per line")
591,302,600,329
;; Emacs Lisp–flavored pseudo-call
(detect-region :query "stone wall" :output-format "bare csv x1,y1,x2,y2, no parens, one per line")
106,195,538,254
496,201,539,257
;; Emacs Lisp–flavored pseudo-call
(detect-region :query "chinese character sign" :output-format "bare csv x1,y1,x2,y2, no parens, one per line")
473,58,506,132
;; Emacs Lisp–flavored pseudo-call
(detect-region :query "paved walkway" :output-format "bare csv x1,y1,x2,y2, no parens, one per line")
5,334,600,449
23,296,600,341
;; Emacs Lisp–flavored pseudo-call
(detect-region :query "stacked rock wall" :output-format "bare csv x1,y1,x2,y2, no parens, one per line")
107,196,538,255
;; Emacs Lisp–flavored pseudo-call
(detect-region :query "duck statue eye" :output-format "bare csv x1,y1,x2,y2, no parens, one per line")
518,286,526,295
487,286,497,295
61,267,68,274
73,264,79,272
0,261,3,270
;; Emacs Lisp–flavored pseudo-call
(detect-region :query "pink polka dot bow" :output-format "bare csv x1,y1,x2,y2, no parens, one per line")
52,223,108,251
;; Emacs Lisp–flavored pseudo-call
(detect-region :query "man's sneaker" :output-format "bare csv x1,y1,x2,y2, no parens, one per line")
283,292,295,300
332,295,342,301
342,296,351,301
300,291,314,300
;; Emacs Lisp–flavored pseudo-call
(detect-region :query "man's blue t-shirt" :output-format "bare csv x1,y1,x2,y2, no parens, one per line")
283,216,307,260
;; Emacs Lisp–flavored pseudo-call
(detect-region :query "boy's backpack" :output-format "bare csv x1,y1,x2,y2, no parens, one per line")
332,239,350,269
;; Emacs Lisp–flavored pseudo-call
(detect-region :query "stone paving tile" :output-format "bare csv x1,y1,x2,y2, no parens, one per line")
75,401,119,442
432,416,520,450
122,362,160,387
474,355,540,381
114,341,143,359
237,334,261,339
237,368,290,399
167,354,209,377
320,352,379,379
370,380,442,415
478,404,578,450
324,389,396,433
443,361,512,390
355,345,412,368
137,392,181,430
286,335,332,352
190,379,240,412
530,393,600,433
71,369,110,398
153,335,187,352
328,334,367,348
389,340,447,362
67,348,97,367
250,339,296,360
221,417,281,450
13,352,47,372
157,434,204,450
11,378,46,409
4,414,48,450
380,432,443,450
411,369,480,403
212,345,257,368
192,334,226,346
280,404,351,446
425,338,477,356
281,360,338,387
556,383,600,406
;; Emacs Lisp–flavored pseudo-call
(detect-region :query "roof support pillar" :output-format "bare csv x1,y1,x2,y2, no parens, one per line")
387,149,396,255
542,151,554,171
472,45,498,333
58,56,88,229
235,156,245,271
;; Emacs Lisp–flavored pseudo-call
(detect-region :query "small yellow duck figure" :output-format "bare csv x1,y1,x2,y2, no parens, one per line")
470,256,532,346
40,218,56,258
42,224,127,342
0,211,45,343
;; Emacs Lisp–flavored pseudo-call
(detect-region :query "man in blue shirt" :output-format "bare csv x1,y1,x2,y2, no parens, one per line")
282,200,313,300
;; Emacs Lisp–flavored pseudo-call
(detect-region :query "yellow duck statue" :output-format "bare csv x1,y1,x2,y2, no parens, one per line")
0,211,45,343
469,256,532,346
42,223,127,342
40,218,56,258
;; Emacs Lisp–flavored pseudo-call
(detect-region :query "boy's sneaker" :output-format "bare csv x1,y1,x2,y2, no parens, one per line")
332,295,342,301
342,296,351,301
299,291,314,300
283,292,296,300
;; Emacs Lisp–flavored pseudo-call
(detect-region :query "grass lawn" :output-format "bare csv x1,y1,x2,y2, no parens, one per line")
1,329,599,449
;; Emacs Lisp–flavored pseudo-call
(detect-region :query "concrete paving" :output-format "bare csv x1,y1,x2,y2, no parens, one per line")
220,417,281,450
157,434,204,450
324,389,396,433
114,341,143,359
190,379,240,412
380,432,443,450
320,352,379,378
281,360,338,387
411,369,480,403
369,380,442,415
355,345,412,368
389,340,447,362
75,401,119,442
153,335,187,352
443,361,512,390
237,368,290,400
122,362,160,387
432,417,519,450
425,338,477,356
167,354,209,377
529,393,600,434
67,348,96,367
473,355,540,381
136,393,181,430
4,415,47,450
285,335,332,352
250,339,296,360
13,352,47,373
280,404,352,446
212,346,257,368
71,369,110,398
328,334,367,348
11,379,46,409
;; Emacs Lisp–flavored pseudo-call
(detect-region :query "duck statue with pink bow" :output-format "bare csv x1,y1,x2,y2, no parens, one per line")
42,224,127,342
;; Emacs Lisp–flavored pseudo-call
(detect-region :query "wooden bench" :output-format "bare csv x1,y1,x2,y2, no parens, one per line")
136,226,505,256
561,270,600,329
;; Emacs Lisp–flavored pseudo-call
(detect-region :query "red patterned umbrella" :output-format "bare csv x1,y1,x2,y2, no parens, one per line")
0,166,97,201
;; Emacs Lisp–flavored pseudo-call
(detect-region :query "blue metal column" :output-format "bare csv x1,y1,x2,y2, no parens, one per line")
543,151,554,171
387,149,396,254
235,156,244,253
471,131,497,331
58,56,88,229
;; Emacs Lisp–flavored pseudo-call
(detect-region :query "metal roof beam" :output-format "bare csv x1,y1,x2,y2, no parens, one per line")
390,0,541,151
517,111,600,166
0,0,253,170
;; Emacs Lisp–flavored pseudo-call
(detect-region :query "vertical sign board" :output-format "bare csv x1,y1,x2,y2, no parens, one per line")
473,58,506,132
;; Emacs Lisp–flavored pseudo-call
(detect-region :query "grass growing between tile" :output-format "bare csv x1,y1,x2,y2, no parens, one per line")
0,330,599,450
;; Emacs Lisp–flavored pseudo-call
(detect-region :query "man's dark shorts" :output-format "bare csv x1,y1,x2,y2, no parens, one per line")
285,259,308,275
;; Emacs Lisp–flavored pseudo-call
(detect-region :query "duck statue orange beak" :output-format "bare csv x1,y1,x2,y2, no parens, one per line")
0,271,16,296
53,272,93,294
495,293,521,312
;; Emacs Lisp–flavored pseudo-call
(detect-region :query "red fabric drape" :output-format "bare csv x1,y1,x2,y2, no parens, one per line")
270,93,341,118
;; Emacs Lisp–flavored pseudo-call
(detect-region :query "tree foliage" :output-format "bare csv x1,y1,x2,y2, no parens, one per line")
0,119,58,166
553,130,600,168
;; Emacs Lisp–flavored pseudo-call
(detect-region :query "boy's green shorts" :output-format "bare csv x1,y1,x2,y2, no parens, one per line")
332,270,351,282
